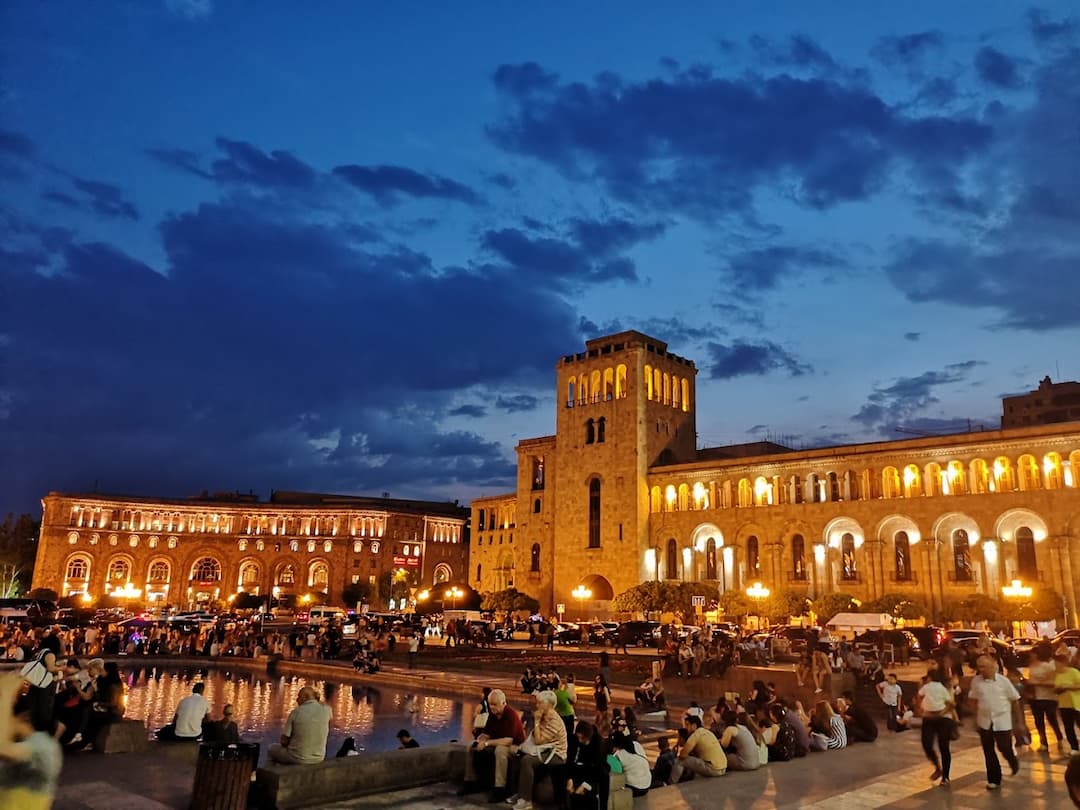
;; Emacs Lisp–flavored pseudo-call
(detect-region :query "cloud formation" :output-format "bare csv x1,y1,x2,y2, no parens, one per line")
333,164,484,207
705,340,811,379
851,360,985,431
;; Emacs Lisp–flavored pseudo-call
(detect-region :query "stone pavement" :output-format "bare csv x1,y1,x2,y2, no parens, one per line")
53,723,1074,810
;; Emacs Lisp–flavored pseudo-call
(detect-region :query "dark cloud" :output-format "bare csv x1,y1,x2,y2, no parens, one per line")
486,172,516,189
145,147,214,180
579,315,720,346
974,46,1022,89
705,340,811,379
904,332,921,342
0,128,35,159
0,199,582,512
494,394,540,413
870,31,944,68
448,404,487,418
148,138,317,190
1027,9,1077,43
333,164,483,207
750,34,840,74
481,215,665,290
851,361,985,431
488,58,992,219
721,244,846,294
69,178,140,220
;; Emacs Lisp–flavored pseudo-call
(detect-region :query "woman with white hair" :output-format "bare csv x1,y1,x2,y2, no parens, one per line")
509,690,568,810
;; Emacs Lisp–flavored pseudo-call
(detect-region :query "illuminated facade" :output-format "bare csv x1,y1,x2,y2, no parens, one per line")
471,331,1080,623
33,490,467,609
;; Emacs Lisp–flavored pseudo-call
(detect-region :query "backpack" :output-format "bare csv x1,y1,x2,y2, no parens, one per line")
768,721,798,762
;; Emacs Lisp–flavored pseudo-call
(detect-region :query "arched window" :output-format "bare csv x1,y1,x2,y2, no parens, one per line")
239,562,259,586
970,459,989,494
476,563,482,582
567,380,575,407
533,498,541,514
846,469,860,500
662,373,671,405
791,475,804,504
882,467,901,499
148,560,170,583
530,543,541,572
433,564,451,584
65,556,90,580
840,533,857,581
665,538,678,579
1016,526,1037,577
747,536,760,576
603,367,614,401
650,486,661,513
925,463,942,497
946,461,967,495
278,564,295,585
585,419,595,445
597,417,606,443
653,368,662,403
902,465,922,498
108,557,131,583
828,472,841,501
894,531,910,581
1018,455,1041,491
952,529,972,581
681,378,689,411
644,365,653,400
192,557,221,582
705,538,717,579
992,457,1014,492
737,479,753,507
672,376,681,409
677,483,689,511
808,474,823,503
791,534,806,580
1044,452,1064,489
615,364,627,399
588,478,601,548
589,370,601,403
309,562,329,591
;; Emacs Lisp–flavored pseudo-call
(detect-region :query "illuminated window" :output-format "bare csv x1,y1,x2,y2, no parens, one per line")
588,478,601,548
192,557,221,582
108,558,131,582
791,534,806,580
65,556,90,580
278,564,296,585
148,560,170,583
665,538,678,579
1016,527,1037,577
953,530,972,581
894,532,910,581
840,533,857,581
747,535,760,575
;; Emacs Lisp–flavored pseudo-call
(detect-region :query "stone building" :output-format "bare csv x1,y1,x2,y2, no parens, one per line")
33,489,468,610
471,330,1080,624
1002,376,1080,428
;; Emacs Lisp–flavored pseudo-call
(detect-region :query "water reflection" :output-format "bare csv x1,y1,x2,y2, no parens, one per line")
121,666,470,757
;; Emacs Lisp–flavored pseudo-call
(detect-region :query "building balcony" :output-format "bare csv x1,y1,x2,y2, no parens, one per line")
946,570,976,584
888,571,918,584
838,572,862,585
787,571,808,582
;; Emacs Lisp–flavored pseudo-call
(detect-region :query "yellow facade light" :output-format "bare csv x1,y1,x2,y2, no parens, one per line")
1002,579,1032,598
746,582,770,599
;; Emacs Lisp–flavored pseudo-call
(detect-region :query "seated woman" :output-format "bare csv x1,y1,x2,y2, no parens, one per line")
609,732,650,797
718,709,761,770
562,720,606,810
809,700,847,751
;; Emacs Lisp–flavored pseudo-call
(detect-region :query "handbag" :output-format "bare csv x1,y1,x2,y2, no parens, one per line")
473,710,489,730
20,649,56,689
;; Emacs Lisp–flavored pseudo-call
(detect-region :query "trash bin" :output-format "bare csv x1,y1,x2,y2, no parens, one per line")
189,742,260,810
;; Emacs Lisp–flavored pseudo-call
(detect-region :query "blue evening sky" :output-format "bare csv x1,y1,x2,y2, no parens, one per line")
2,2,1079,514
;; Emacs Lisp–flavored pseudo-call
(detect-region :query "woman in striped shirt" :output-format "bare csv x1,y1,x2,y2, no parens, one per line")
809,700,847,751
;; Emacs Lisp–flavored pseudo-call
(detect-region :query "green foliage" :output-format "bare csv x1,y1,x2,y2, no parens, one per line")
939,593,1003,624
862,593,929,620
0,513,40,598
480,587,541,614
811,592,857,623
759,590,811,623
1010,589,1064,622
341,582,372,608
717,590,751,618
612,581,716,621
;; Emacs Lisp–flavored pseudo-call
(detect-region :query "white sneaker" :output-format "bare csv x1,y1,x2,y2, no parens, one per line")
513,801,532,810
69,733,82,744
505,795,519,805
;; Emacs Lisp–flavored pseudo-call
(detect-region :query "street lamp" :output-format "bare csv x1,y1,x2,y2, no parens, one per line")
746,582,770,631
1001,579,1032,598
445,586,463,611
572,585,592,620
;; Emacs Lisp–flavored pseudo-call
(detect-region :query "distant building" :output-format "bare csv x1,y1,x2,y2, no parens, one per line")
471,331,1080,625
33,489,467,610
1002,376,1080,429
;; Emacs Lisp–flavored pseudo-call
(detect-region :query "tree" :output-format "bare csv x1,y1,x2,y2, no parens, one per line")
480,587,540,614
939,593,1002,624
0,513,39,598
811,593,857,624
1010,589,1063,622
612,582,715,621
29,588,59,602
717,590,751,619
760,591,811,623
863,593,929,621
341,582,372,609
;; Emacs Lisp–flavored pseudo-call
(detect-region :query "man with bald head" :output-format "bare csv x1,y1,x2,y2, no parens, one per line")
268,687,332,765
967,654,1020,790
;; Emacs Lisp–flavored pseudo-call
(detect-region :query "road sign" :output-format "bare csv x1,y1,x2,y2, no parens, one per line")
557,603,566,614
691,595,706,607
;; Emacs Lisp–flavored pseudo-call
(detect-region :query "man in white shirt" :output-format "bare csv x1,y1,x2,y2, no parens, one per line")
967,655,1020,790
159,682,210,740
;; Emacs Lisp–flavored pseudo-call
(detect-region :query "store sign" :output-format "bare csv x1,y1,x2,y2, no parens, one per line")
392,556,420,567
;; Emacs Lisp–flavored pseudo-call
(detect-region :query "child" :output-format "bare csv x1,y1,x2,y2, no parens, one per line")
651,735,676,787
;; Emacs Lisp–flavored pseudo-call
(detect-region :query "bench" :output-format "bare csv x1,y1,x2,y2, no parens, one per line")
254,742,466,809
92,718,150,754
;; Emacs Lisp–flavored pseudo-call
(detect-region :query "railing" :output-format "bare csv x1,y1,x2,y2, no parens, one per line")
888,571,918,584
839,572,862,584
946,570,975,583
787,571,808,582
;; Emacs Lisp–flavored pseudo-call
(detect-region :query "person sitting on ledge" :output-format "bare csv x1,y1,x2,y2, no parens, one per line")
458,688,525,802
268,687,331,765
156,682,209,742
396,729,419,749
670,714,726,782
202,704,239,743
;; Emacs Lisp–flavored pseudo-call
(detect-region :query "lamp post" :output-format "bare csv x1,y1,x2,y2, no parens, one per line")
1002,579,1033,637
445,586,463,611
746,582,770,631
572,585,592,621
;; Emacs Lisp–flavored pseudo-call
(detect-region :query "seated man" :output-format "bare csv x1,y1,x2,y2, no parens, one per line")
459,688,525,802
670,715,726,782
837,693,878,743
202,704,239,743
512,690,568,810
268,687,331,765
157,682,209,741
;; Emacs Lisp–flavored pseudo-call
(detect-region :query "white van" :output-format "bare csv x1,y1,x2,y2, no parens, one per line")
307,605,347,625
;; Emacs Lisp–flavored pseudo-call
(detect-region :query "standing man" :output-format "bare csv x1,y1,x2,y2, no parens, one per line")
968,654,1020,790
408,633,420,670
268,687,332,765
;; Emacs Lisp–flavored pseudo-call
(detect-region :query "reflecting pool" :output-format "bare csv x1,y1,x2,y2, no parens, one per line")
118,664,472,759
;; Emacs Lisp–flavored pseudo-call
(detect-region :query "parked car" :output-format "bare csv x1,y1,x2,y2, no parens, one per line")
1008,636,1042,666
554,623,584,644
851,629,925,660
771,625,813,654
1052,629,1080,648
903,626,946,656
605,620,660,647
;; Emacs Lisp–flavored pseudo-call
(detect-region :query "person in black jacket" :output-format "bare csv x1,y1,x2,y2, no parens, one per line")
838,692,878,743
561,720,606,810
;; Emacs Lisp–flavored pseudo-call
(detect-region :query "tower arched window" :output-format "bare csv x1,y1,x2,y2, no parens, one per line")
840,533,857,581
476,563,482,582
1016,526,1037,577
747,535,760,576
530,543,541,572
533,498,541,514
791,534,806,580
894,531,910,581
585,419,595,445
588,478,601,548
665,538,678,579
953,529,972,581
596,417,606,443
